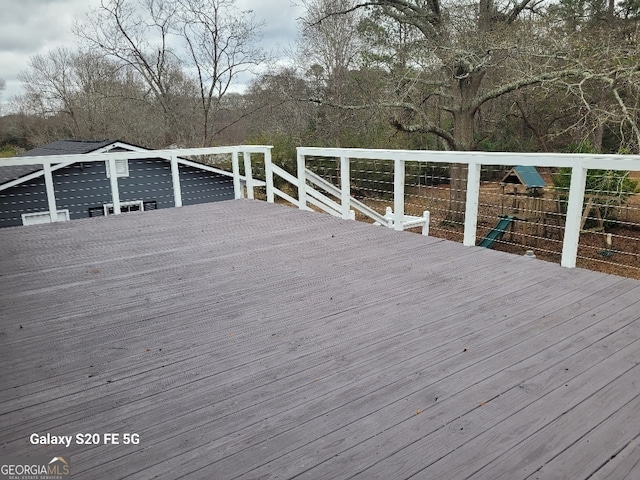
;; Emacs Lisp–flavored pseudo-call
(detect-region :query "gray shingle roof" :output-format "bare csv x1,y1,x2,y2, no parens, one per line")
0,139,116,185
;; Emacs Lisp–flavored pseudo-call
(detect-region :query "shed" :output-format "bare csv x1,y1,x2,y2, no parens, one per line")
500,166,547,189
0,139,235,228
500,166,547,226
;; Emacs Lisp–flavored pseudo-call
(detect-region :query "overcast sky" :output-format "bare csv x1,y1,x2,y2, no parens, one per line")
0,0,305,110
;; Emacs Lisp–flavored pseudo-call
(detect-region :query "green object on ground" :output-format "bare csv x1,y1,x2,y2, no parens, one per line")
478,216,515,249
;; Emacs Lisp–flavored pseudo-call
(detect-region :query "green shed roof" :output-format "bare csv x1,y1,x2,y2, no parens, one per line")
501,165,546,188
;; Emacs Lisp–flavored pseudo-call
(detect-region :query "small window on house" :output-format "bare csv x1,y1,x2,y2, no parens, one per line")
88,207,104,217
21,210,70,226
105,159,129,178
143,200,157,211
103,200,144,215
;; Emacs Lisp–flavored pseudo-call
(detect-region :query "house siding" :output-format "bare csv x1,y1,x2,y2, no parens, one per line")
178,163,236,206
0,158,234,228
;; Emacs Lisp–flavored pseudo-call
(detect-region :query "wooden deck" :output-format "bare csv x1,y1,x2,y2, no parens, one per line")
1,199,639,479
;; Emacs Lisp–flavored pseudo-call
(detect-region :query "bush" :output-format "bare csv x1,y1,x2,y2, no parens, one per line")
0,145,18,158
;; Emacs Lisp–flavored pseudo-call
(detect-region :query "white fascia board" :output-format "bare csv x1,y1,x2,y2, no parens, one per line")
91,141,149,154
0,141,138,190
0,145,273,190
0,161,77,192
0,141,141,191
2,146,273,166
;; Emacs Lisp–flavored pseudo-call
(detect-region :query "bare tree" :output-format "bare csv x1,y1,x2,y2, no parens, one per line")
18,49,82,130
306,0,640,222
244,68,315,139
298,0,367,147
74,0,192,145
546,0,640,152
75,0,265,146
178,0,266,145
16,48,174,146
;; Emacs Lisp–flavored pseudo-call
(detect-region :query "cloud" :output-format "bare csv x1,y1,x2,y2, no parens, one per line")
0,51,29,85
0,0,96,52
238,0,304,53
0,0,305,108
0,0,101,104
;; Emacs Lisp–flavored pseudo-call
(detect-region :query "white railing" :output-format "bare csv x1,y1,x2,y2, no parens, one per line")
2,145,271,220
278,147,640,269
6,143,640,271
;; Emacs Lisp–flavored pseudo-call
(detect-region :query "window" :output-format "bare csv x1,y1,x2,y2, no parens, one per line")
88,207,104,217
105,159,129,178
103,200,144,215
22,210,70,226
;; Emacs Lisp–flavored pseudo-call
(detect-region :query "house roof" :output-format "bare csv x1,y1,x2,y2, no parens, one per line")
0,139,121,185
21,139,116,157
501,165,547,188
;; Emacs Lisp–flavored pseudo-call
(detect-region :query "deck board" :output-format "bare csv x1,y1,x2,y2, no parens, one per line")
1,199,639,479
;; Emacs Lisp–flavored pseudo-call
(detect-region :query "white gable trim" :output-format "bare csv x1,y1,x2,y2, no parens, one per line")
0,143,267,191
92,141,149,154
0,161,76,193
0,141,130,192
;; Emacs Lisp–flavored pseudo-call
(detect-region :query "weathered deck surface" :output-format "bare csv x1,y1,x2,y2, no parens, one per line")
1,199,640,479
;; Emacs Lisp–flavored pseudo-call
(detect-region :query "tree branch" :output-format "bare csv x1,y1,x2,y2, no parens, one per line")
309,96,456,149
506,0,544,23
390,119,457,149
472,69,587,114
611,85,640,148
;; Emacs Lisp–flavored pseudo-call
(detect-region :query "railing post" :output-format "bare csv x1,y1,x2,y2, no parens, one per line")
423,211,430,236
264,148,275,203
297,149,308,210
463,160,481,246
43,162,59,222
107,158,121,214
561,164,588,268
393,157,405,231
232,150,242,199
170,155,183,207
340,155,351,220
243,151,255,200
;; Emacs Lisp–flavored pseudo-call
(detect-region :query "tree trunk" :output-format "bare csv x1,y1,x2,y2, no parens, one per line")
445,71,483,224
446,109,474,224
593,122,604,153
